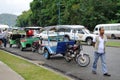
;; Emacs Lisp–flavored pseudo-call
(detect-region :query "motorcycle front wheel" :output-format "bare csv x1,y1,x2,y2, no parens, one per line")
76,54,90,67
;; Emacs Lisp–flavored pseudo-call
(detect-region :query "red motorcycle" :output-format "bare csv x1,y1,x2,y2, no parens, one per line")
64,40,90,67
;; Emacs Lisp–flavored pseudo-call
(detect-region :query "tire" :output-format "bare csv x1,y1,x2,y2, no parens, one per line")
38,46,44,55
17,43,21,48
31,47,35,52
9,44,12,48
43,49,50,59
64,52,72,62
111,34,116,39
20,45,24,51
18,45,20,48
76,54,90,67
16,39,20,48
86,38,92,46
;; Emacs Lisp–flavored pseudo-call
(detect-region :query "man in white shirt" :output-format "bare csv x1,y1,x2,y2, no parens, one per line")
92,27,111,77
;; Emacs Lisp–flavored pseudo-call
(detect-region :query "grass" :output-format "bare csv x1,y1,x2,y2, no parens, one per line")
106,41,120,47
0,50,69,80
81,40,120,47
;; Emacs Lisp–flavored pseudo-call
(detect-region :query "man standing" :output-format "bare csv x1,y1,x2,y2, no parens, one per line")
92,27,111,77
2,29,8,47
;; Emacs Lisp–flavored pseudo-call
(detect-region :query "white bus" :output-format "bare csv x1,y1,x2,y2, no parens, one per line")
93,24,120,39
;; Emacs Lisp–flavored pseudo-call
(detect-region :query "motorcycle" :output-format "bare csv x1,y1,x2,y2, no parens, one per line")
32,37,44,54
64,40,90,67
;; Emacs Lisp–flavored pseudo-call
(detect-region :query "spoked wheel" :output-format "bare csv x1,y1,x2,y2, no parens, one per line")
86,38,92,46
76,54,90,67
111,34,116,39
16,39,20,48
38,46,44,55
17,43,21,48
43,49,50,59
64,52,72,62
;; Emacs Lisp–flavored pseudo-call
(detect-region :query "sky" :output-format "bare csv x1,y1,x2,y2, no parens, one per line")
0,0,33,15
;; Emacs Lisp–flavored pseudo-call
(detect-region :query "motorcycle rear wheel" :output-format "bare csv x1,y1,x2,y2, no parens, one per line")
64,52,72,62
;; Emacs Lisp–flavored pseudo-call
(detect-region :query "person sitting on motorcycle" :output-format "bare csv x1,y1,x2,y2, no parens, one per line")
63,35,70,41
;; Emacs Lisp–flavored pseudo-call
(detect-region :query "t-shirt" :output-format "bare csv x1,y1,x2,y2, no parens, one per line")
97,37,105,53
93,35,107,53
4,31,8,39
0,31,8,39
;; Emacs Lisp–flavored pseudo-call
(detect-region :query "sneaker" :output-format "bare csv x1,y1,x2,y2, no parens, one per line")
103,73,111,77
92,71,97,74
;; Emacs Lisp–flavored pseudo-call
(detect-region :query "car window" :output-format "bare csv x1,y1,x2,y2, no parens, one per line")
95,28,98,31
78,29,84,34
65,29,71,32
58,28,71,32
104,26,110,30
72,29,76,33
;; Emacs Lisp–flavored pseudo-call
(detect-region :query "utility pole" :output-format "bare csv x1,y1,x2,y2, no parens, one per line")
58,0,61,25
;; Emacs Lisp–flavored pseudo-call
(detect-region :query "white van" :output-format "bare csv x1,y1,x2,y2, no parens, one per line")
93,24,120,39
57,25,96,45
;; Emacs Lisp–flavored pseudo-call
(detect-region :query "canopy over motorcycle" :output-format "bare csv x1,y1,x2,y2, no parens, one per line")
42,25,90,67
43,25,76,59
19,27,42,51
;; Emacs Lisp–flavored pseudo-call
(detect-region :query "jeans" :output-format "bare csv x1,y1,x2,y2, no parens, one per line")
2,38,7,47
92,52,108,74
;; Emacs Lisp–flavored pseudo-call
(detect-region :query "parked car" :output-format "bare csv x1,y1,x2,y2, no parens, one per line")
19,27,42,51
93,23,120,39
9,33,25,48
20,37,39,51
57,25,96,45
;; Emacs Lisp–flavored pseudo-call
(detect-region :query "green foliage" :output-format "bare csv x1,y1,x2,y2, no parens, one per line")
16,10,32,27
16,0,120,30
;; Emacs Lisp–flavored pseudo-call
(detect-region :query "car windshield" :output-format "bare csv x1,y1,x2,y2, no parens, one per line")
82,28,90,34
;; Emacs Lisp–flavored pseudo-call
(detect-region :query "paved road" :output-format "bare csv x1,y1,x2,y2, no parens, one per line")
2,45,120,80
108,39,120,42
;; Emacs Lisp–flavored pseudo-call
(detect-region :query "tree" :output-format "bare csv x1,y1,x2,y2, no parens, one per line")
16,10,32,27
16,0,120,31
